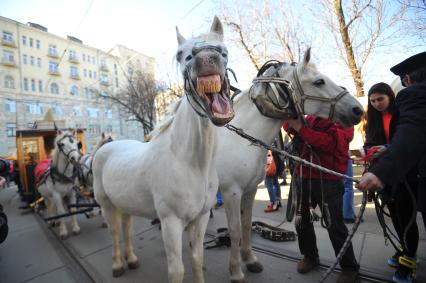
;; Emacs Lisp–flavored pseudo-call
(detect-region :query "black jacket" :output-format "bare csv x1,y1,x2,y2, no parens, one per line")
369,82,426,211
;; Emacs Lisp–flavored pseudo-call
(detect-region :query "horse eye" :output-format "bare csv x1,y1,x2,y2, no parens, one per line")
222,52,228,58
185,55,193,62
58,142,64,147
176,51,183,62
314,79,325,86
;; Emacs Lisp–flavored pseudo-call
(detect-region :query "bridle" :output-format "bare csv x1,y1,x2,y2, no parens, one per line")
182,45,232,120
51,134,79,184
250,60,350,121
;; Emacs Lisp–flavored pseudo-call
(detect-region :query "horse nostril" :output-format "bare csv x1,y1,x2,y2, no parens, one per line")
352,107,363,117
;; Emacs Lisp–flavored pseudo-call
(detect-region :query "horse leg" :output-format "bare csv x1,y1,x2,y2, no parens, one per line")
161,215,185,283
241,189,263,273
52,191,68,239
45,197,56,227
122,213,139,270
223,187,245,282
101,202,125,277
187,212,210,283
69,190,81,235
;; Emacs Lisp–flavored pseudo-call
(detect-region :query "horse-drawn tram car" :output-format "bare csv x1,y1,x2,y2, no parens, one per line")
16,114,86,203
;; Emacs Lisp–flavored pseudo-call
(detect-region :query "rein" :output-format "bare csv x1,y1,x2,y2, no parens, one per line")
224,123,367,282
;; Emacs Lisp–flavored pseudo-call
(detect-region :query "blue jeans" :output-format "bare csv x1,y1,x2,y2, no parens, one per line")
216,191,223,205
265,176,281,203
342,159,355,219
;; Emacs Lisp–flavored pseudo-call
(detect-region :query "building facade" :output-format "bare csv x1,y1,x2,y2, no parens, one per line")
0,16,155,156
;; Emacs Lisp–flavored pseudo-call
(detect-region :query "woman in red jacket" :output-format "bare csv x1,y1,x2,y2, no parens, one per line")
284,115,359,283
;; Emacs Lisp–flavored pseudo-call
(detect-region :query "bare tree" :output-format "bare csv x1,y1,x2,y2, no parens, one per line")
317,0,410,97
218,0,312,71
396,0,426,38
100,71,159,135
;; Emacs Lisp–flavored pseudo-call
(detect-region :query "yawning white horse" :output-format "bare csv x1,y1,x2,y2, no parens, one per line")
92,16,234,282
37,130,81,239
215,51,364,282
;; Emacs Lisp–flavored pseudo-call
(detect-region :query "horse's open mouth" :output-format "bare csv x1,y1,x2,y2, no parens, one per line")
196,74,235,125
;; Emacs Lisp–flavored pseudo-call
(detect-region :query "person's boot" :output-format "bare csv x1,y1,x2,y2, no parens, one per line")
296,256,319,274
337,269,360,283
392,256,416,283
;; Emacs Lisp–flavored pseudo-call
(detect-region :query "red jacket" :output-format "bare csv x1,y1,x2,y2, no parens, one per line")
284,115,353,180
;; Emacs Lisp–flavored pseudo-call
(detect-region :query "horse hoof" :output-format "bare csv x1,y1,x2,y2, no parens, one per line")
231,279,247,283
101,222,108,228
59,234,68,240
112,267,125,277
128,260,140,270
246,261,263,273
72,229,81,235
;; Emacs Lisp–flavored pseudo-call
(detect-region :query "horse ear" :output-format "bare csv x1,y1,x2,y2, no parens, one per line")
72,129,76,136
210,16,224,40
176,27,186,45
302,47,311,71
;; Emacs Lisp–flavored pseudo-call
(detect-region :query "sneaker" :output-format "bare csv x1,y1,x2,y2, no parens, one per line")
388,253,401,268
337,269,360,283
393,266,414,283
264,203,278,213
214,202,224,209
296,256,319,274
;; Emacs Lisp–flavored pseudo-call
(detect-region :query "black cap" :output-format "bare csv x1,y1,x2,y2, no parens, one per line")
390,51,426,77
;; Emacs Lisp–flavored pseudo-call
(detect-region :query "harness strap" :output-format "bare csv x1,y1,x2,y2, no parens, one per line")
252,221,296,242
399,255,417,269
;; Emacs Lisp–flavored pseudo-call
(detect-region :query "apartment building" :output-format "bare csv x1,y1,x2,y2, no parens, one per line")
0,16,155,156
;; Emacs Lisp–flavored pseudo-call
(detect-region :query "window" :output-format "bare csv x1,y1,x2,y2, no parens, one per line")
23,78,28,91
3,50,14,63
48,44,57,56
52,103,62,116
114,64,118,75
25,101,43,114
72,105,81,117
88,124,101,135
69,50,77,60
36,39,40,49
106,125,113,133
87,107,99,118
23,54,27,64
49,61,59,73
38,80,43,92
37,57,41,67
105,108,113,119
82,54,86,61
70,66,79,77
6,123,16,137
87,56,91,63
83,69,87,77
31,79,36,91
70,85,80,96
100,74,109,84
50,82,59,94
94,71,97,79
4,75,14,88
89,70,92,78
128,67,134,77
115,78,119,88
2,31,13,42
85,87,93,99
92,56,96,64
30,56,35,66
22,35,27,45
5,99,16,113
29,38,33,47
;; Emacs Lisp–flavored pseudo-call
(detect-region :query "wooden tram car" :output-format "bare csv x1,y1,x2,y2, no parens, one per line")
16,119,86,202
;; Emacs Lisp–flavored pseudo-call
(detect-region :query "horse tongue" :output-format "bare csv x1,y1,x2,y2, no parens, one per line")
211,93,231,115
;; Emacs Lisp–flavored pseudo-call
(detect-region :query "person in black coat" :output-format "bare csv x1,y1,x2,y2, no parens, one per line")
358,51,426,283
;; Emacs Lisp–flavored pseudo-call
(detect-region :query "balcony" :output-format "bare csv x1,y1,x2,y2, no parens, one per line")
2,38,16,48
1,58,18,67
68,57,79,64
47,50,59,58
100,80,110,86
70,74,81,80
48,70,60,76
100,64,109,72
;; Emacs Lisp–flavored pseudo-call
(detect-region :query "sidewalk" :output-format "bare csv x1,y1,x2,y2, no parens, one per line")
0,183,425,283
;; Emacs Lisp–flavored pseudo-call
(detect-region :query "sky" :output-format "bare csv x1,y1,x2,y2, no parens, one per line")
0,0,423,95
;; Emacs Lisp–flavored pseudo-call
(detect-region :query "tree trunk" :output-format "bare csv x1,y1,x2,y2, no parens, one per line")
333,0,364,97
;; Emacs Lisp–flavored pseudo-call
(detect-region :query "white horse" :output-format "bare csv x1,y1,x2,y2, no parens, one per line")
92,16,234,282
37,130,81,239
215,51,364,282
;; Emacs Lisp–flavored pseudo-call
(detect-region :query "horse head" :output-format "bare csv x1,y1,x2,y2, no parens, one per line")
54,130,80,164
176,16,234,126
250,48,364,127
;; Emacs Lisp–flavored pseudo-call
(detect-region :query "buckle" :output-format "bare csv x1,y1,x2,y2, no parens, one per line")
398,256,417,269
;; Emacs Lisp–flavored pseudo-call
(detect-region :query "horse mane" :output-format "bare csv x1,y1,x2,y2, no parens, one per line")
146,98,182,141
50,132,66,167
